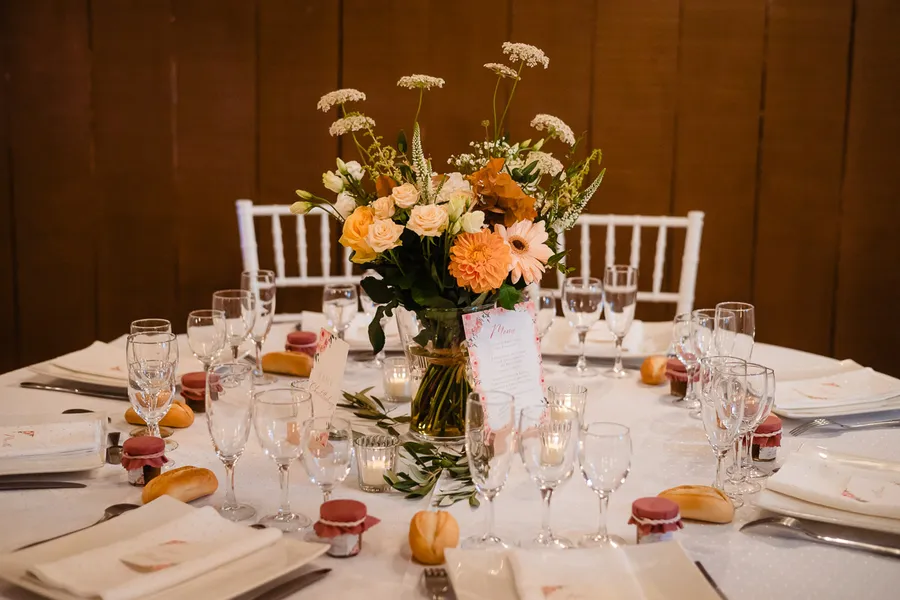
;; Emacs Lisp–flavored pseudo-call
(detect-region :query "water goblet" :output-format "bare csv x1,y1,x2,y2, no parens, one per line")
603,265,638,379
300,417,354,503
213,289,256,360
698,357,747,507
579,422,632,548
724,363,774,493
746,366,776,479
187,309,227,373
130,319,172,334
716,302,755,360
672,313,700,410
241,270,277,386
126,332,178,440
323,284,358,340
561,277,603,378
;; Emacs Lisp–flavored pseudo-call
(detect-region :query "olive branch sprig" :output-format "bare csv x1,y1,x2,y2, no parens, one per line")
338,387,410,437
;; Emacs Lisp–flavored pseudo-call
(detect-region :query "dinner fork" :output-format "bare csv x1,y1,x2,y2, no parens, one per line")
789,417,900,436
423,567,451,600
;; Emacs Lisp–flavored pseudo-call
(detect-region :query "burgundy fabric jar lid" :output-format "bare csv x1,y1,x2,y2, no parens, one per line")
313,499,380,538
287,331,318,346
666,358,686,374
121,436,168,470
631,497,680,520
182,372,220,393
755,414,782,434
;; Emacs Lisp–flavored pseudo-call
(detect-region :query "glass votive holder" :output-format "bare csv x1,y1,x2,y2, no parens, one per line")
382,357,414,403
354,434,399,493
547,384,588,420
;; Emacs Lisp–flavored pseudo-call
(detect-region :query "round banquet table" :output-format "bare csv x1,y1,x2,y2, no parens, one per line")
1,328,899,600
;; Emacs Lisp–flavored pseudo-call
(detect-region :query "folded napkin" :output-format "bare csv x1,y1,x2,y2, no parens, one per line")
767,453,900,520
776,367,900,411
302,311,399,350
52,341,130,382
0,419,101,459
509,548,645,600
563,320,645,354
30,505,282,600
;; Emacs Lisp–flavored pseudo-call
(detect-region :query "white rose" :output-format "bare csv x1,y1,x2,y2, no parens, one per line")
323,170,344,193
334,193,357,218
370,196,396,219
366,218,404,252
446,190,473,221
391,183,420,209
459,211,485,233
344,160,365,181
436,172,471,204
407,204,449,237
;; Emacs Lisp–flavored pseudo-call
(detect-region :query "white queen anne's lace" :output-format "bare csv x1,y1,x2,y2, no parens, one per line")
317,88,366,112
328,115,376,137
525,151,564,177
484,62,518,79
397,74,445,90
502,42,549,69
530,113,575,146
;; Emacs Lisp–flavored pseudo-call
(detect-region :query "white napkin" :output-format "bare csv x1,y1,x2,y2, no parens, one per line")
775,367,900,411
29,505,282,600
301,311,399,350
52,341,130,382
0,420,101,459
509,548,645,600
767,453,900,520
564,320,645,354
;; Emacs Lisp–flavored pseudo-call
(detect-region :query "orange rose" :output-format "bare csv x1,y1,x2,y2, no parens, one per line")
339,206,377,263
468,158,537,226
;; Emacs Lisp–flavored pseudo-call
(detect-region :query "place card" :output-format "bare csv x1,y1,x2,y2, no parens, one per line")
309,329,349,417
462,302,545,413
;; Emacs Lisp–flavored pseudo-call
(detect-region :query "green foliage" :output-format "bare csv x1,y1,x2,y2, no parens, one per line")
385,441,478,507
338,388,410,437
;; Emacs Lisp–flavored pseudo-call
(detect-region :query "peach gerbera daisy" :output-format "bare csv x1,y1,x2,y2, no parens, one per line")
496,220,553,284
448,230,512,293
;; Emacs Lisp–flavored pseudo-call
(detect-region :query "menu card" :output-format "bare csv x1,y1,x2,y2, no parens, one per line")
462,302,545,413
309,329,349,417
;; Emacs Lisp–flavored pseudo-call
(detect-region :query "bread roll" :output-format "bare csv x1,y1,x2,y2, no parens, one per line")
658,485,734,523
142,466,218,504
261,351,313,377
125,401,195,428
408,510,459,565
641,356,668,386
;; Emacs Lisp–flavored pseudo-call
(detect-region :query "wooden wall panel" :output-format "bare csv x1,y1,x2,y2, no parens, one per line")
0,10,17,372
752,0,852,353
173,0,257,324
834,0,900,372
4,1,95,364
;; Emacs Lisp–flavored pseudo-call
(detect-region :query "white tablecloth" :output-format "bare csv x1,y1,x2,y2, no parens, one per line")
1,331,899,599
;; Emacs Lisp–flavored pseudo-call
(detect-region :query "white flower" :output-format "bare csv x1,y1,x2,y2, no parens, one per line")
317,88,366,112
295,190,313,200
390,183,420,209
525,151,564,177
370,196,396,219
334,193,357,218
328,115,376,137
397,74,445,90
339,159,365,181
407,205,449,237
290,201,312,215
446,191,471,221
366,218,404,252
530,114,576,146
459,211,485,233
436,172,472,204
502,42,549,69
484,63,518,79
323,171,344,193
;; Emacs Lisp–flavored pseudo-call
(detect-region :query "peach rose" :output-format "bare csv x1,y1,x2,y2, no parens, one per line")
391,183,420,209
407,204,449,237
339,206,376,263
366,218,404,252
370,196,396,219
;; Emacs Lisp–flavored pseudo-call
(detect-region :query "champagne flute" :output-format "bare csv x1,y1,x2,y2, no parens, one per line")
130,319,172,334
300,417,353,503
518,405,579,549
253,387,314,531
187,309,227,373
126,332,178,440
672,313,700,409
579,422,632,547
561,277,603,378
698,357,746,507
213,289,256,360
725,362,774,494
241,270,277,385
603,265,638,379
462,391,516,549
205,362,255,521
323,284,358,340
716,302,755,360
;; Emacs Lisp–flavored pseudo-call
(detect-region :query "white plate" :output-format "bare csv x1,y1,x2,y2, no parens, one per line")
543,320,672,360
0,413,106,476
0,498,329,600
774,398,900,419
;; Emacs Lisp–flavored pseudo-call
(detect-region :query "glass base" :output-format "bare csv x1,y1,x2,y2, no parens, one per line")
258,511,311,533
673,396,700,410
461,534,510,550
604,367,630,379
253,372,278,386
130,427,178,451
747,465,770,479
519,533,574,550
216,502,256,522
579,533,626,548
566,366,599,378
721,481,746,508
409,429,465,445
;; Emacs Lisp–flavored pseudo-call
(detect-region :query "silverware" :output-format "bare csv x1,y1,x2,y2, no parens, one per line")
106,432,123,465
21,381,129,401
789,416,900,436
423,567,451,600
0,481,87,491
243,568,331,600
18,503,140,550
741,516,900,559
694,561,728,600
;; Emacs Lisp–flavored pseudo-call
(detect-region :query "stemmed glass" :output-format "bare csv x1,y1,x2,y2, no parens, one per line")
205,362,256,521
241,270,277,385
323,284,358,340
213,289,256,360
672,313,700,409
725,363,775,494
518,405,579,549
187,310,227,373
462,391,516,549
561,277,603,378
126,332,179,440
716,302,755,360
603,265,638,379
130,319,172,334
698,357,747,507
300,416,354,503
747,366,776,479
253,387,314,532
579,422,632,548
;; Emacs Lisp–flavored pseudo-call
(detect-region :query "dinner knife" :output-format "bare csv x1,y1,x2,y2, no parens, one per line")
742,516,900,559
694,561,728,600
0,481,87,491
20,381,129,401
245,568,331,600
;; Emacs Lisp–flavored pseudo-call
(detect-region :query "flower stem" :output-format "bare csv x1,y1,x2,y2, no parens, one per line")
496,63,525,138
414,89,424,128
491,76,502,139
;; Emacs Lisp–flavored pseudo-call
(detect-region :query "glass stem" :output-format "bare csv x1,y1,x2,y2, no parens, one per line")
485,493,496,539
614,336,624,373
732,437,744,482
596,492,609,539
223,459,237,508
231,344,239,360
322,488,332,503
277,463,291,516
577,331,588,372
254,340,264,376
714,453,728,490
686,366,696,401
743,431,754,470
539,487,554,540
147,420,161,439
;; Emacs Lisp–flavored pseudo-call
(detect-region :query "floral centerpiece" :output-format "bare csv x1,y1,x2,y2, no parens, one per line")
293,42,604,441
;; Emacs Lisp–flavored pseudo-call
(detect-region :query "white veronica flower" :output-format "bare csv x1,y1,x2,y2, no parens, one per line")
397,74,445,90
328,115,376,137
530,113,576,146
501,42,549,69
484,62,518,79
316,88,366,112
525,151,564,177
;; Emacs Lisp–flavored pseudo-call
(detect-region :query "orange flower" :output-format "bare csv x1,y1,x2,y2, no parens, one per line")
339,206,377,263
448,230,512,293
468,158,537,226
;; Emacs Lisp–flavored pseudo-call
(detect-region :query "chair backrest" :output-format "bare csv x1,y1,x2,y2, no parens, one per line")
554,211,704,315
235,199,358,287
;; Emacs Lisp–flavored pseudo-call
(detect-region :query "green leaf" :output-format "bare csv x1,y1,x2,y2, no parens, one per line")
397,130,408,154
368,305,387,353
411,288,455,309
497,283,521,310
361,276,393,305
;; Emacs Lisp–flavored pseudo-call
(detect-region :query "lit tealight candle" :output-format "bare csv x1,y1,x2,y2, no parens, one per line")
361,457,389,487
382,357,413,403
354,435,399,493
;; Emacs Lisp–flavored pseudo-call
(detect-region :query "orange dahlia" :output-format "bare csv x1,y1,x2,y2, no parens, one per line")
448,230,512,293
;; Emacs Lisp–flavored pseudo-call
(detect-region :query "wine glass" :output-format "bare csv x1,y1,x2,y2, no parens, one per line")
130,319,172,334
698,357,746,507
212,289,256,360
205,362,256,521
579,422,632,548
518,404,579,549
323,284,358,340
253,387,314,531
300,416,353,503
725,362,774,495
603,265,638,379
747,366,776,479
241,270,277,386
186,310,227,373
462,391,516,549
546,384,588,423
691,308,737,418
672,313,700,409
126,332,178,440
716,302,755,360
561,277,603,378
